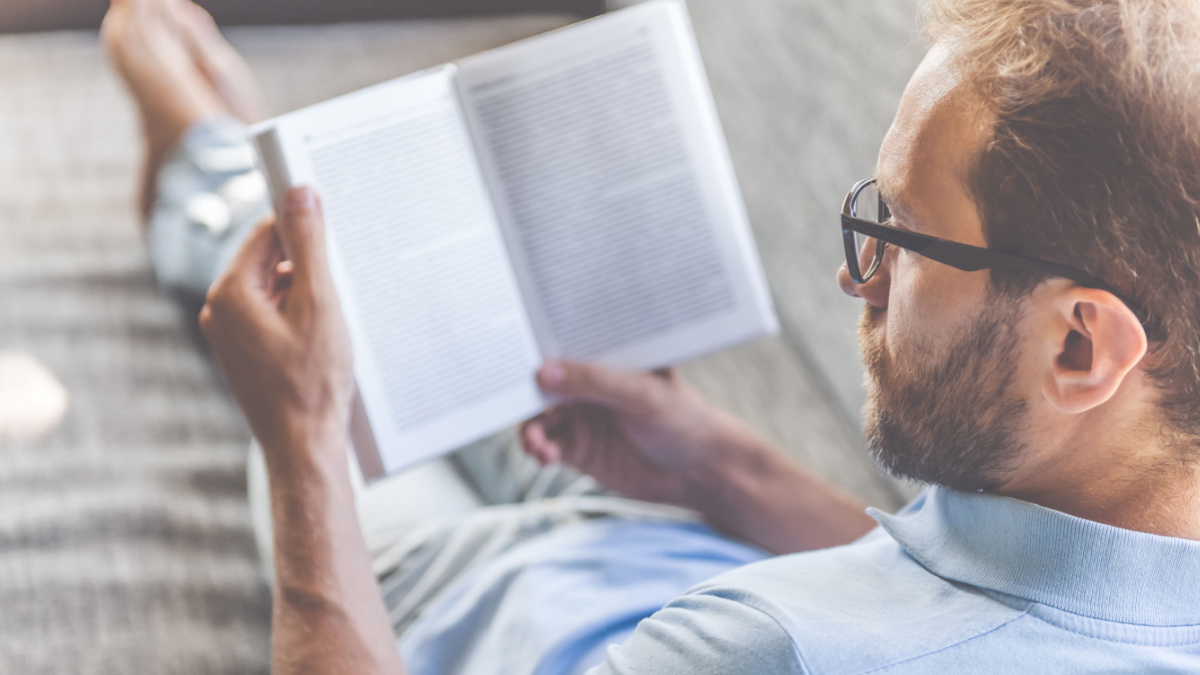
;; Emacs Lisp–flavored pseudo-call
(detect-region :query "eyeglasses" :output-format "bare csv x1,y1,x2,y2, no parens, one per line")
840,178,1129,301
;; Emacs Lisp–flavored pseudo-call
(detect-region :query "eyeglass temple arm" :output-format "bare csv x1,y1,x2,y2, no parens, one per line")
921,239,1118,293
843,216,1119,294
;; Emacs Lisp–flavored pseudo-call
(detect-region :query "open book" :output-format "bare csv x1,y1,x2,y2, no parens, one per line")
250,0,778,481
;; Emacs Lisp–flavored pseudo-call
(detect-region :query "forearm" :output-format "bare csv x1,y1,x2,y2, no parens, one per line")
680,423,877,555
265,424,405,675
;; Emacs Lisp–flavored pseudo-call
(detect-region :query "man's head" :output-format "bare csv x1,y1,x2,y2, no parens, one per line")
839,0,1200,493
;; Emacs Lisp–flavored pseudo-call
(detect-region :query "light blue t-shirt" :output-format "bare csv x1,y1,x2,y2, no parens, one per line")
597,486,1200,673
399,518,768,674
402,487,1200,673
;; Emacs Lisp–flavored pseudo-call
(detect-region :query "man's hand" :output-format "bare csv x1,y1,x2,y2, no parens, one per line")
523,361,878,554
199,186,354,470
521,362,753,506
200,187,404,675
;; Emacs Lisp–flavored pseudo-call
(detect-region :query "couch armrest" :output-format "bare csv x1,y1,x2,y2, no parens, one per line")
0,0,603,34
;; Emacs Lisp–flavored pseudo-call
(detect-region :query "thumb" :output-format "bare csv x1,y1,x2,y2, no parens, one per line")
537,360,661,413
276,186,332,285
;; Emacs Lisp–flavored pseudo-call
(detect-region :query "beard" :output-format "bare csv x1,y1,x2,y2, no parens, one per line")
858,295,1028,492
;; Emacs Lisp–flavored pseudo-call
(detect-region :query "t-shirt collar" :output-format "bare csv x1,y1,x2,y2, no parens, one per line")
869,486,1200,626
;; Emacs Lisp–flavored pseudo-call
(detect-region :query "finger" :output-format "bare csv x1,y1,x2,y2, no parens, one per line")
271,260,295,302
270,271,293,309
206,218,284,321
536,360,660,412
201,218,285,333
521,419,562,465
224,217,285,291
562,405,611,473
275,186,333,288
517,418,540,452
539,406,569,439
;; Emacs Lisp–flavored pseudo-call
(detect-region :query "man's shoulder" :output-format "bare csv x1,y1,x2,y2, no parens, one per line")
653,527,1030,673
691,524,974,603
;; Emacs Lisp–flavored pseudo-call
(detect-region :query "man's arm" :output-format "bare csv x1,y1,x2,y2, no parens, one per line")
265,426,403,674
680,423,877,555
522,362,876,555
200,187,404,674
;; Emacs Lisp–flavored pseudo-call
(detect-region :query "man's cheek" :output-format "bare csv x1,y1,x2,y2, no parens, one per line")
895,267,979,353
881,286,919,363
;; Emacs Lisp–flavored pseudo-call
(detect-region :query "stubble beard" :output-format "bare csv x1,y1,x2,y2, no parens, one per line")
858,296,1029,492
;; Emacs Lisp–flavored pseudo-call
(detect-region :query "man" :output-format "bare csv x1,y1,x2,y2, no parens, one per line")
105,0,1200,671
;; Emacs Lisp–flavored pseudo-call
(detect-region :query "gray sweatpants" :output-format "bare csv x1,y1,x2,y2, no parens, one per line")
150,115,698,636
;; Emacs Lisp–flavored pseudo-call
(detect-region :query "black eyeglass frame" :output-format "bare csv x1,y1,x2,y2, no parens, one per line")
840,178,1130,304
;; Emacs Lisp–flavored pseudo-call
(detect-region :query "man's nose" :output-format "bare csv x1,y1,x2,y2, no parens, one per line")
836,262,889,310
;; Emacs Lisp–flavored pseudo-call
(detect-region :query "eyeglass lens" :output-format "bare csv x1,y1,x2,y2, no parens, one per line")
851,182,887,281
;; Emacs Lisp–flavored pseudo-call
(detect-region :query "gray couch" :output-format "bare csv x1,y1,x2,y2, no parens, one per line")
0,2,922,671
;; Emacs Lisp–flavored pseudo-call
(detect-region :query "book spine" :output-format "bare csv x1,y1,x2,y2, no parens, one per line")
248,125,293,215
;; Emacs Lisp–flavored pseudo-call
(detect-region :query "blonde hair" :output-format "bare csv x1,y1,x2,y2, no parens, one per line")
921,0,1200,443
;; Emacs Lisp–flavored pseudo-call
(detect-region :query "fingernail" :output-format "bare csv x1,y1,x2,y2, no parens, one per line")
540,361,566,388
287,187,315,213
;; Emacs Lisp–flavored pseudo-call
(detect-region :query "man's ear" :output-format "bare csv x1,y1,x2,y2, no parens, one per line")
1042,287,1148,414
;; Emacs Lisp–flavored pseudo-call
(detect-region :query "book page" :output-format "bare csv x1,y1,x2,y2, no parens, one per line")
457,0,778,369
252,67,545,475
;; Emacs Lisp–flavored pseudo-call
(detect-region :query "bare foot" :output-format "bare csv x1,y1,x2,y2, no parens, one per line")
174,2,268,125
103,0,228,222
